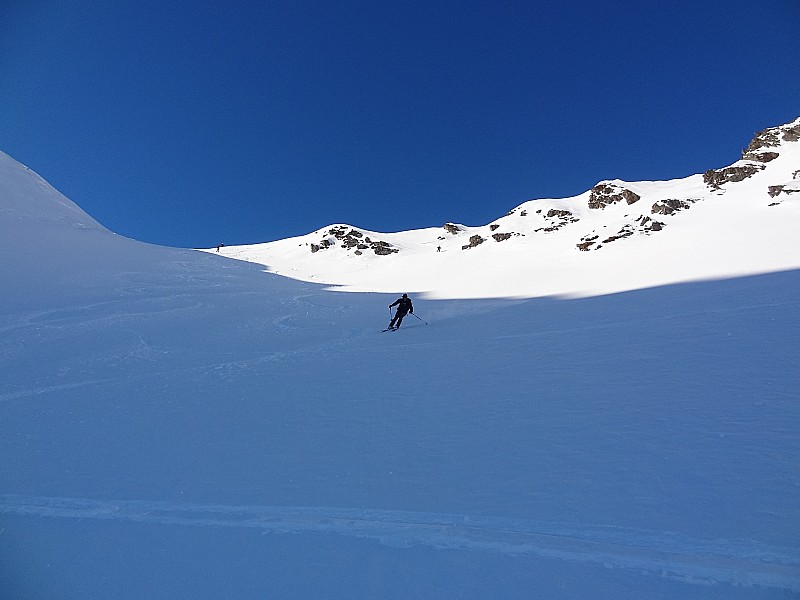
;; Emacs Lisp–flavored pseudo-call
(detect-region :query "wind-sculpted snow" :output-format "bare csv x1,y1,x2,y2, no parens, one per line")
2,494,799,592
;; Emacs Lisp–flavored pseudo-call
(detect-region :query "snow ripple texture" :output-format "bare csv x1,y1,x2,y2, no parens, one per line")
2,494,798,592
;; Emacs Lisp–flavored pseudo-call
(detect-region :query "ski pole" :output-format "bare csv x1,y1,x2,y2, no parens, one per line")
411,312,428,325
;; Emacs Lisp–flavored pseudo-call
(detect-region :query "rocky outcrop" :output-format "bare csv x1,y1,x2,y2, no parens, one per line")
635,215,665,232
703,164,764,189
600,224,636,245
746,127,783,152
651,198,699,216
310,240,333,253
443,223,463,235
768,185,784,198
745,120,800,152
461,235,485,250
588,183,640,209
533,208,580,232
652,199,687,215
310,226,398,255
768,183,800,198
577,234,599,251
505,207,529,217
702,119,800,190
784,124,800,143
576,216,665,251
742,151,780,163
372,241,397,255
492,232,513,242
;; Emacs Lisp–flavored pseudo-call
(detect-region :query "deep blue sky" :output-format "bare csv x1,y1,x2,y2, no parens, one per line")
1,1,798,248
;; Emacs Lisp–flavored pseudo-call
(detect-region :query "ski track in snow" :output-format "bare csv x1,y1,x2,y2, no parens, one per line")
1,293,793,403
0,335,355,403
1,494,798,592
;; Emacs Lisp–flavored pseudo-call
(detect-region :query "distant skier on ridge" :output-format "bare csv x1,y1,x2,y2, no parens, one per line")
387,293,413,330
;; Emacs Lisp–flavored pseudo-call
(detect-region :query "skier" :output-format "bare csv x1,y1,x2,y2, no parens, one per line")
388,293,413,330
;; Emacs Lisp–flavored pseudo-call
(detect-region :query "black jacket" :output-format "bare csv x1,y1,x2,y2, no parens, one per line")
389,297,413,315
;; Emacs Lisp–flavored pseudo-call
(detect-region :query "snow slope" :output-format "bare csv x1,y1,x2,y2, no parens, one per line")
1,124,800,599
207,117,800,299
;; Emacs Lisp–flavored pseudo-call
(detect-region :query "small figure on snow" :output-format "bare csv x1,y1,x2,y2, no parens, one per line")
388,293,413,330
216,243,225,253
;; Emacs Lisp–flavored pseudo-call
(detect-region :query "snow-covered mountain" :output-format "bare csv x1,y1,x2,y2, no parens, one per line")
1,120,799,599
207,117,800,298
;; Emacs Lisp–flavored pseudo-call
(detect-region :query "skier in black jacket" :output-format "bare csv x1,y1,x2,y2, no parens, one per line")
388,294,413,330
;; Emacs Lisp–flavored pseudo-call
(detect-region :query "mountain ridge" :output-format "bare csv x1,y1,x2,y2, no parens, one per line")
205,116,800,299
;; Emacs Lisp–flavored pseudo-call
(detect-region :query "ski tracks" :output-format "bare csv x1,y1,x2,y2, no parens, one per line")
1,494,798,592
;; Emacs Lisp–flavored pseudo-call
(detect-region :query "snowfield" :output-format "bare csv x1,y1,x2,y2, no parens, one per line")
206,118,800,300
1,118,800,599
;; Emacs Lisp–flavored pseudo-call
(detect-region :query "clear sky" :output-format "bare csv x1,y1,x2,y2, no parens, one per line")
1,0,798,248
